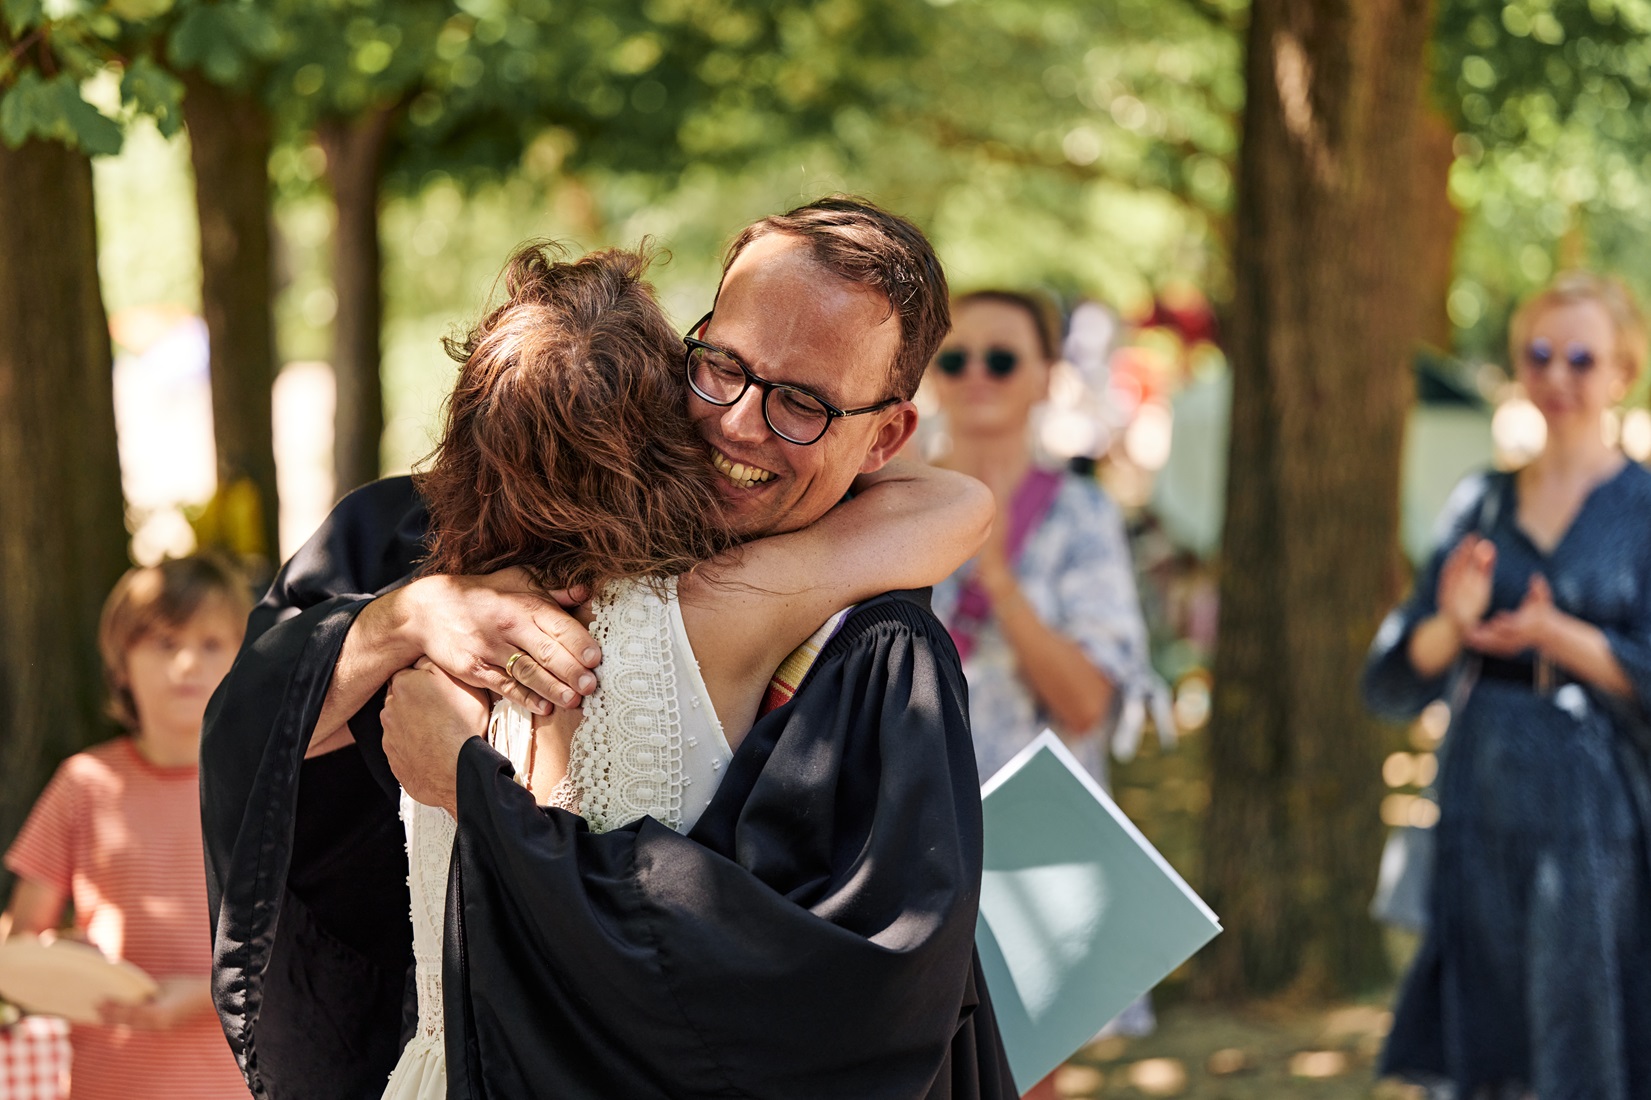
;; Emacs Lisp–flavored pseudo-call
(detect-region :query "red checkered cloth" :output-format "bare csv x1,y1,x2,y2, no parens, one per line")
0,1015,70,1100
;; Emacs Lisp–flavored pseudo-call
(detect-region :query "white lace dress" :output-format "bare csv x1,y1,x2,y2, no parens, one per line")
380,578,732,1100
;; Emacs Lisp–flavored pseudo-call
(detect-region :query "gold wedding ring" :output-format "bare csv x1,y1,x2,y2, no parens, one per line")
505,651,529,679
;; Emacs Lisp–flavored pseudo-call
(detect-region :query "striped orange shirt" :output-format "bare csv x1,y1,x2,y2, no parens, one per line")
4,738,249,1100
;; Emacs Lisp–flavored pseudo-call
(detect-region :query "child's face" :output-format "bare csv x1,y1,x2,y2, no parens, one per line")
125,598,244,740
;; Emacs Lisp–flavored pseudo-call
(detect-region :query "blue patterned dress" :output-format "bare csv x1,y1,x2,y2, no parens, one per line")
1363,462,1651,1100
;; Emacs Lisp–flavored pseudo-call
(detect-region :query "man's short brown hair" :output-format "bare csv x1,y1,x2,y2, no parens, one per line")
720,196,949,401
98,554,252,729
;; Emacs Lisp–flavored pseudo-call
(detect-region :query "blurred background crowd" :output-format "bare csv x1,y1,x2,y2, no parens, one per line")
6,0,1651,1097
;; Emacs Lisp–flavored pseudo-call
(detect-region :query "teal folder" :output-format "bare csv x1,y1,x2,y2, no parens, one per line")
975,730,1222,1092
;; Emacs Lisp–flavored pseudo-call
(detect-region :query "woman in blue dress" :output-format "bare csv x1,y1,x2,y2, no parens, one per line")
1365,271,1651,1099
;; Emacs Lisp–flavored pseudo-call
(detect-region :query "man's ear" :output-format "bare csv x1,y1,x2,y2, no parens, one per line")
858,402,919,474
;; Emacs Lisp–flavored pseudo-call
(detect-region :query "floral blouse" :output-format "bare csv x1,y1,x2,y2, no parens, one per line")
933,471,1172,786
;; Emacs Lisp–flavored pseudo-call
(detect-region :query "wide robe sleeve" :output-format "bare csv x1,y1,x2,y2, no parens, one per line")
1361,471,1504,721
200,476,430,1100
444,592,1017,1100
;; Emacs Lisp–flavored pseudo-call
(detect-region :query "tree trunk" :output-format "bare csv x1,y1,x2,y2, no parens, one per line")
320,107,397,497
1414,105,1461,351
182,73,281,569
1199,0,1436,999
0,139,130,890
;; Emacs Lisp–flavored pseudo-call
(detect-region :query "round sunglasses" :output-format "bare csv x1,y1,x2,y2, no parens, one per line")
1523,338,1597,374
935,347,1018,379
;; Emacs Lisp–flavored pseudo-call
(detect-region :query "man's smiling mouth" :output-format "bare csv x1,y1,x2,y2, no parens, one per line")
711,449,776,489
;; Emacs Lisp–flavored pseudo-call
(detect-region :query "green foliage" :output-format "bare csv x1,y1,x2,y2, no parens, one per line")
1435,0,1651,362
166,0,279,85
0,0,185,154
255,0,956,194
0,68,120,152
108,0,173,20
120,53,182,134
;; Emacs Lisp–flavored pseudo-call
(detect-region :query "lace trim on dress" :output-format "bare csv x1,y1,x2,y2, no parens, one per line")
403,795,456,1039
547,580,685,834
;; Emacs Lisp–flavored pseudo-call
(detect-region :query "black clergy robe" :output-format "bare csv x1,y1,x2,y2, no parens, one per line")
200,476,1017,1100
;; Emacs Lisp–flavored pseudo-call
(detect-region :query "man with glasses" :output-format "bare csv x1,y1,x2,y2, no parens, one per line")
201,198,1016,1100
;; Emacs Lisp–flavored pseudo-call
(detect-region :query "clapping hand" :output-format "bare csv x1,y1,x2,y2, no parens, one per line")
1437,534,1497,635
1466,574,1556,658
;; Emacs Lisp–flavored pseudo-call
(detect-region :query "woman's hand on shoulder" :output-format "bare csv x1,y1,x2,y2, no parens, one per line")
394,569,600,714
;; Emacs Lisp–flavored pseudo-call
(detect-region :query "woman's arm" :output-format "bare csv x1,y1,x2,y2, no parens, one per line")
1467,574,1635,697
680,459,991,709
1540,612,1635,697
971,543,1115,735
1406,535,1497,679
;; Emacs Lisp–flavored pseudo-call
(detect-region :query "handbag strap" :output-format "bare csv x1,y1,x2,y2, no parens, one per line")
1429,473,1507,793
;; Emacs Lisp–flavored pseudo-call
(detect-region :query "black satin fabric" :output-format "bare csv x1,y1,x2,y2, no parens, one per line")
200,476,1015,1100
445,593,1016,1100
201,478,428,1100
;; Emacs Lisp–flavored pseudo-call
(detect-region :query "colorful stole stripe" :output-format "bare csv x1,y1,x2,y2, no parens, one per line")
759,607,853,717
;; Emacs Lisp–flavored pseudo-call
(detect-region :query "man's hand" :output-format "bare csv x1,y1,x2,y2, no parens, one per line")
383,658,491,816
392,568,600,714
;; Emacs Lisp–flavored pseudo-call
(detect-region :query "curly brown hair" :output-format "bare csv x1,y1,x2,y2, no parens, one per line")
415,244,737,595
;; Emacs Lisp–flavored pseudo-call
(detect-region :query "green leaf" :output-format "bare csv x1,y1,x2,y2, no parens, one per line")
120,54,185,135
223,2,280,60
0,69,120,154
108,0,175,20
3,0,42,36
0,68,52,148
51,72,122,154
167,4,243,83
167,0,281,88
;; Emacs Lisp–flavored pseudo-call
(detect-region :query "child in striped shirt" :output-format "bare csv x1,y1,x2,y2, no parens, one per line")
4,556,252,1100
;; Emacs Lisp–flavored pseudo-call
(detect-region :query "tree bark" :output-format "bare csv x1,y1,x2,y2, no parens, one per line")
1414,105,1461,351
182,73,281,568
1199,0,1436,999
319,107,397,497
0,139,130,890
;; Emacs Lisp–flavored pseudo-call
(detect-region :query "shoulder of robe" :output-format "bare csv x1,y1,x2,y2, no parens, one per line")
818,587,957,665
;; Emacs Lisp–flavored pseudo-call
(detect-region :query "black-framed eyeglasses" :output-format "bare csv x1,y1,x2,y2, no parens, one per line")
934,347,1019,379
1523,338,1597,374
683,312,901,446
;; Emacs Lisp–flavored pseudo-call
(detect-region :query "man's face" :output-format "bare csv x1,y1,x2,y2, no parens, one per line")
692,233,915,538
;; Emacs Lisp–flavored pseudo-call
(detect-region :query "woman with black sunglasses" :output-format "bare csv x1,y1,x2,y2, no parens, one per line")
926,291,1167,1096
1365,271,1651,1100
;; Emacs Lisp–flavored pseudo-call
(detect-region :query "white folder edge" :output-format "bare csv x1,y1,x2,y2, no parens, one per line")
980,729,1222,929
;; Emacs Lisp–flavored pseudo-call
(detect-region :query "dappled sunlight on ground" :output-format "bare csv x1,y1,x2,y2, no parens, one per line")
1049,998,1423,1098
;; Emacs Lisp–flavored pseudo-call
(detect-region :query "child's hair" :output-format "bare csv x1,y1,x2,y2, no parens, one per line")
98,554,253,729
415,243,738,595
